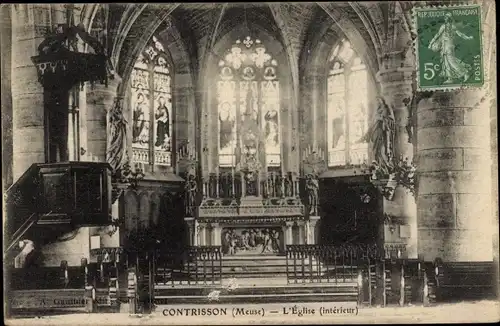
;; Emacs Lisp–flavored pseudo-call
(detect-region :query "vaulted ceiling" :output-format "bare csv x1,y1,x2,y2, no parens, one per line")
79,1,426,85
101,2,406,79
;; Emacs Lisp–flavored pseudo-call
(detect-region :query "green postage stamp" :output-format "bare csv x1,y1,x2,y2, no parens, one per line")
413,4,483,91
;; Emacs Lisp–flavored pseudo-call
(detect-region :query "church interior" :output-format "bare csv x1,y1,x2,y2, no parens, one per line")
2,2,498,314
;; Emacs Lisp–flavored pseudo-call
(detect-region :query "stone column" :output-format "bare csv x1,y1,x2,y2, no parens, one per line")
198,222,207,246
210,223,221,246
193,219,199,246
184,217,195,246
86,76,122,162
297,221,306,245
11,5,50,179
377,64,418,258
417,90,492,262
283,222,294,249
308,216,320,244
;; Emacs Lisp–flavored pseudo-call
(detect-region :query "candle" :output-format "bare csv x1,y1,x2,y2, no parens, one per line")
231,161,235,198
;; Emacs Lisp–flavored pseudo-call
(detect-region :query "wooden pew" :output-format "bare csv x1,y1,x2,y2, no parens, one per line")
433,258,496,302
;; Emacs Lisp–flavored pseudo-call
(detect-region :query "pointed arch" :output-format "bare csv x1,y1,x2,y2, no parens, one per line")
201,24,294,176
299,13,379,168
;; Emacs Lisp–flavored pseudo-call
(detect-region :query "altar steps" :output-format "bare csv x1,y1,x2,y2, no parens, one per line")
153,281,358,304
182,256,328,278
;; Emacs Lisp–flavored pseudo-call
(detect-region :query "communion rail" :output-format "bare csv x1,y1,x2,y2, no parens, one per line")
285,244,381,284
126,246,223,288
285,244,432,306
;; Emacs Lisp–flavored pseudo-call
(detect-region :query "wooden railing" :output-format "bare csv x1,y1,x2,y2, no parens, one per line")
285,244,433,307
154,246,223,287
125,246,223,289
285,244,381,284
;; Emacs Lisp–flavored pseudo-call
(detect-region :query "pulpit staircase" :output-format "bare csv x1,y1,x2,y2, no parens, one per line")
5,162,114,317
5,162,113,256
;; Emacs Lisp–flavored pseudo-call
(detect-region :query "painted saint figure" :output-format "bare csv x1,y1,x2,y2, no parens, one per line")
331,102,345,149
219,102,235,151
132,92,147,144
264,110,279,149
155,96,170,148
428,12,474,84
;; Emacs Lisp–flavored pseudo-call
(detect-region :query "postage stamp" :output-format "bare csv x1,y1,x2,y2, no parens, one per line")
413,4,483,91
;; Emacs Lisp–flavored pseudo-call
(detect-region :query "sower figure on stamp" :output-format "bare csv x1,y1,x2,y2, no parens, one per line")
428,12,474,84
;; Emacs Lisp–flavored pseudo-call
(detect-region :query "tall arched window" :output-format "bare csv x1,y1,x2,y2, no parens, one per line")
130,36,173,167
217,36,281,169
327,39,369,167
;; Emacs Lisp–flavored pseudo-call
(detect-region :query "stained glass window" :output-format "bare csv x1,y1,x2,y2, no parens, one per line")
327,39,369,167
131,36,172,166
217,37,280,168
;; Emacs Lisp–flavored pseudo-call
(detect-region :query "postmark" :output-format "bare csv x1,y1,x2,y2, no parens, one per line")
413,4,483,91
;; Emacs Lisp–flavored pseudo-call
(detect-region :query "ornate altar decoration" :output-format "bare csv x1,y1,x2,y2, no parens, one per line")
176,144,198,177
301,146,327,176
196,36,304,243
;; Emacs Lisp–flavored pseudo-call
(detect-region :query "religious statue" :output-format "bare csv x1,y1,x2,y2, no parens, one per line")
305,174,320,215
284,175,293,198
184,174,198,216
106,97,128,174
361,96,396,175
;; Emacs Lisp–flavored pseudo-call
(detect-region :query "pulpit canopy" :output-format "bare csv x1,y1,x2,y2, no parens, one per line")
31,49,108,89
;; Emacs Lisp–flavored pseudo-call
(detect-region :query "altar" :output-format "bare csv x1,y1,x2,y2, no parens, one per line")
184,194,321,254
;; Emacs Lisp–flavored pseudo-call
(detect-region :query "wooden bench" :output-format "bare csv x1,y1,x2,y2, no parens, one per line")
434,258,496,302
